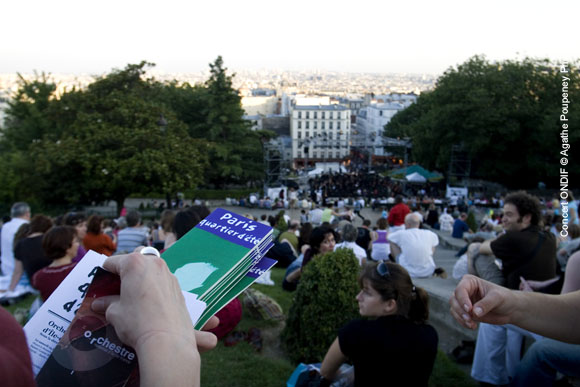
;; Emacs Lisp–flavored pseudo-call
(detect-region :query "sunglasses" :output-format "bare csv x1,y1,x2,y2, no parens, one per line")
376,261,390,278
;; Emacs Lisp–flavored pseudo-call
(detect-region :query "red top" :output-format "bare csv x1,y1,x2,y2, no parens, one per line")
388,203,411,227
32,262,77,301
83,232,116,256
0,308,35,387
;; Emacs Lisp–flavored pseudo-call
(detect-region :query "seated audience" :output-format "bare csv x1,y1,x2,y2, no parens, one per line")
334,222,367,266
320,261,438,386
83,215,116,256
9,215,54,292
33,226,79,301
388,213,440,278
63,212,88,262
452,212,471,239
370,218,390,262
115,210,148,254
283,226,337,291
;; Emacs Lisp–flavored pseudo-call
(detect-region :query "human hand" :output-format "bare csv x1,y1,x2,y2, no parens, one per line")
519,276,533,292
449,274,515,329
91,253,216,353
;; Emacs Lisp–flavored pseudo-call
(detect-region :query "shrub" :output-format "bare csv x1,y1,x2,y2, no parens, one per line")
282,248,360,363
466,211,478,232
275,210,288,233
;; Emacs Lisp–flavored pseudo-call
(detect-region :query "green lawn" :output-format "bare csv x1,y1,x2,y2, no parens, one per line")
3,267,475,386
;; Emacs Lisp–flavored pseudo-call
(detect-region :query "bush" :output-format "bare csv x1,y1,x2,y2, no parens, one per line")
275,210,288,233
466,211,478,232
282,248,360,363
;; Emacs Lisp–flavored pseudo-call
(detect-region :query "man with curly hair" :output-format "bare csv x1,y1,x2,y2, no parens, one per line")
466,191,557,385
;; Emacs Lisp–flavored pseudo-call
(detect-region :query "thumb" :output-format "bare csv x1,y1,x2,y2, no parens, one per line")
471,290,502,318
91,295,120,314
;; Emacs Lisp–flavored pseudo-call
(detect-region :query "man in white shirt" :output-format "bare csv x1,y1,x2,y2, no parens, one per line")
0,202,31,291
388,213,439,277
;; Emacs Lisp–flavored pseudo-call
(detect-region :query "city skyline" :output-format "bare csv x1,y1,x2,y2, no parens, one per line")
2,0,578,76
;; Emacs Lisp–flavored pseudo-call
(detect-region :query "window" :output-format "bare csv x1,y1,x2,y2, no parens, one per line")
298,131,302,139
314,112,317,119
306,112,310,119
329,132,333,140
321,122,325,129
298,121,302,129
336,112,341,119
329,112,333,119
306,131,310,137
337,121,341,129
306,121,309,129
329,122,333,129
298,112,302,119
379,110,383,116
298,151,302,158
314,121,317,129
313,151,317,158
322,112,325,119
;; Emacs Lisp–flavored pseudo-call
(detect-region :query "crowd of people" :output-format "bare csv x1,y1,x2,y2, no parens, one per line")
1,186,580,386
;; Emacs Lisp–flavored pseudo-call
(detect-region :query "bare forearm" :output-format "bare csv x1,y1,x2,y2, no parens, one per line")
137,334,200,387
510,290,580,344
9,262,24,291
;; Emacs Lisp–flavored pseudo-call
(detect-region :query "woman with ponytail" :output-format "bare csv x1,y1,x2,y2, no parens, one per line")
320,261,438,386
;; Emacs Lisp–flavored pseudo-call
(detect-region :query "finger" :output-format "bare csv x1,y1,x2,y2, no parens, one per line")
449,306,476,330
454,275,477,313
102,254,125,275
195,330,218,353
91,295,120,314
202,316,220,331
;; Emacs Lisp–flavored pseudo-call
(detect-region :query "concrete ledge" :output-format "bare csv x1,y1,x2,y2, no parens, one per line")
425,226,466,251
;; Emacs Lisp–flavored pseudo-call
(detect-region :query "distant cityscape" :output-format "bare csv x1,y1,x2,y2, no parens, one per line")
0,69,437,179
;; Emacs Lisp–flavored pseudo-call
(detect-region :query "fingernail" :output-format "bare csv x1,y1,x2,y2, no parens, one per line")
463,304,470,312
91,298,105,312
462,314,470,321
474,307,483,316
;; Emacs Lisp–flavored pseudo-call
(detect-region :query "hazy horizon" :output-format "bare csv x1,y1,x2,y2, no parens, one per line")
2,0,578,76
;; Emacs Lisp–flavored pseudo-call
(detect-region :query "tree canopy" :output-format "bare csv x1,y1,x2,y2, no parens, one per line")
0,57,267,213
385,56,579,188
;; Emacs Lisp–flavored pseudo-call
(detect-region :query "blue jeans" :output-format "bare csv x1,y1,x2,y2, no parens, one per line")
512,338,580,386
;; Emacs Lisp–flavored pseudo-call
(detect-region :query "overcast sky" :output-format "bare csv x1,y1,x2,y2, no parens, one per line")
2,0,577,75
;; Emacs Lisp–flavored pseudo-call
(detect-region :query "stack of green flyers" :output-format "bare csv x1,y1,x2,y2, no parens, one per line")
161,208,277,329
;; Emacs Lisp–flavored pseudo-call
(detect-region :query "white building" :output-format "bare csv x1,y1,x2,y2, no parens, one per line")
290,105,351,168
354,102,406,156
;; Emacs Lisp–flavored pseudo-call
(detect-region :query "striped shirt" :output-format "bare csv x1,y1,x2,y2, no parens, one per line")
115,227,149,254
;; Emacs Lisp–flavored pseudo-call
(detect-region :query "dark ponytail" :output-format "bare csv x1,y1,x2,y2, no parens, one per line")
408,286,429,324
359,261,430,324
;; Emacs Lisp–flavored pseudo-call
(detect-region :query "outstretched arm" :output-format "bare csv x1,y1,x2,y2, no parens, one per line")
320,338,347,381
449,274,580,344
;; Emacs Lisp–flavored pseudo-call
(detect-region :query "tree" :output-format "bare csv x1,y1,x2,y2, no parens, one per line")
385,56,580,188
2,62,207,213
1,72,57,152
201,56,264,187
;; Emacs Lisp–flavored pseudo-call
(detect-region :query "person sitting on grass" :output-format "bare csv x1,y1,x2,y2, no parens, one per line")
320,261,438,386
32,226,79,301
282,226,337,291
